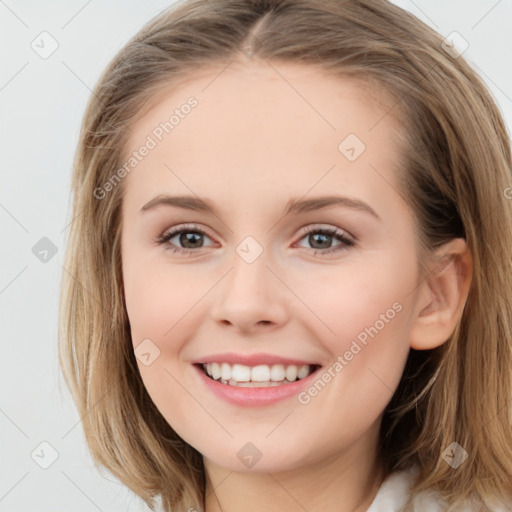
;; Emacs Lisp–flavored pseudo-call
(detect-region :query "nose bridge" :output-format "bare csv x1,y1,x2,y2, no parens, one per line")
227,235,273,298
211,233,289,329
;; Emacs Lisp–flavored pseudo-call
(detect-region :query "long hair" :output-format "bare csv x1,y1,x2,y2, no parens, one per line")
58,1,512,510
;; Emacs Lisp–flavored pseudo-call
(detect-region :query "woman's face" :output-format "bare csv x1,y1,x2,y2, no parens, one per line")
121,60,423,473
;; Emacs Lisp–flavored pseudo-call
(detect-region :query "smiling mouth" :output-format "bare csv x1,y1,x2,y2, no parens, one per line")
196,362,322,387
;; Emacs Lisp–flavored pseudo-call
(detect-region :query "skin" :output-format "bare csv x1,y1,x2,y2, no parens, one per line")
120,59,473,512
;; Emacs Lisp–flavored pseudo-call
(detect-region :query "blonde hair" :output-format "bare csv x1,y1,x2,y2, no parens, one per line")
58,0,512,510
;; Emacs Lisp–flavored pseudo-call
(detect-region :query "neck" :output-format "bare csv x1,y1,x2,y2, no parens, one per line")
202,420,385,512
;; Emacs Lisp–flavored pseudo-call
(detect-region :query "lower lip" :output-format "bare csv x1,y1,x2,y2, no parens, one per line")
193,364,322,407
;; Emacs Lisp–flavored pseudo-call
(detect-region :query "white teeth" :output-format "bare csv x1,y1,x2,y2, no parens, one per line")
221,362,231,381
285,365,298,382
211,362,221,380
202,362,316,386
221,379,294,387
298,365,310,379
231,364,251,382
251,364,270,382
270,364,285,381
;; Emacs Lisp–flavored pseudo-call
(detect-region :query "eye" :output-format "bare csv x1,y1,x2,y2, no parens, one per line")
156,223,355,257
156,224,216,255
294,225,355,256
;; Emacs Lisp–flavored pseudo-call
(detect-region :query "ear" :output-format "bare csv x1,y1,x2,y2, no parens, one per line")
409,238,473,350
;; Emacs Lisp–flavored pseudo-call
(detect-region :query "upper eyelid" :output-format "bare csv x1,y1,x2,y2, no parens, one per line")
301,224,354,239
163,223,216,239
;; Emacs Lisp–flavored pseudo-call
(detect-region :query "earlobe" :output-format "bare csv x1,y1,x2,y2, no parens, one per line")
409,238,473,350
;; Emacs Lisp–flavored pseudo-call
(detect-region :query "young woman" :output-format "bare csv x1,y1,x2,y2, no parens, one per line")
59,1,512,510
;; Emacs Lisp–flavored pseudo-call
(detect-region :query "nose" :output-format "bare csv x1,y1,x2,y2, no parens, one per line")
210,249,289,334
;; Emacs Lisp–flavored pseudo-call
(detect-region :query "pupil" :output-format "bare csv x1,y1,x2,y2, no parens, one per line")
310,233,331,249
181,232,202,248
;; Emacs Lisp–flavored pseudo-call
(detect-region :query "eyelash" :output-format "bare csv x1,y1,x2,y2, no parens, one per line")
156,223,355,257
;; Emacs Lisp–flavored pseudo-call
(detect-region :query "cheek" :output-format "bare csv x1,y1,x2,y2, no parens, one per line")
123,253,211,350
296,255,413,345
290,252,416,400
122,256,208,419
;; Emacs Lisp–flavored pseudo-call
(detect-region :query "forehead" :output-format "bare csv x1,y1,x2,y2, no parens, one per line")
121,60,405,211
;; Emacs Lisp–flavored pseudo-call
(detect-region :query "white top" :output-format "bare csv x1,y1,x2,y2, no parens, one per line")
366,465,510,511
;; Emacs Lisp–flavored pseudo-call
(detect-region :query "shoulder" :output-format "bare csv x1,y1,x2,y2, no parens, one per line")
366,465,428,512
366,465,511,512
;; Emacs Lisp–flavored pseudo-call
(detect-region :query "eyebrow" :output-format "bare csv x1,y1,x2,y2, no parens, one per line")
140,194,380,220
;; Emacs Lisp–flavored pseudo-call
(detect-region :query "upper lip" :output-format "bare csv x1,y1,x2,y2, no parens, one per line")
192,352,321,367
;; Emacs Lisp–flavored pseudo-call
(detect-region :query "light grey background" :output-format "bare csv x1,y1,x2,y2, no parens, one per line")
1,1,511,510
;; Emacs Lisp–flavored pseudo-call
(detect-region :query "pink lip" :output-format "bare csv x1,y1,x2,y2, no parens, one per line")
191,352,320,367
192,363,322,407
